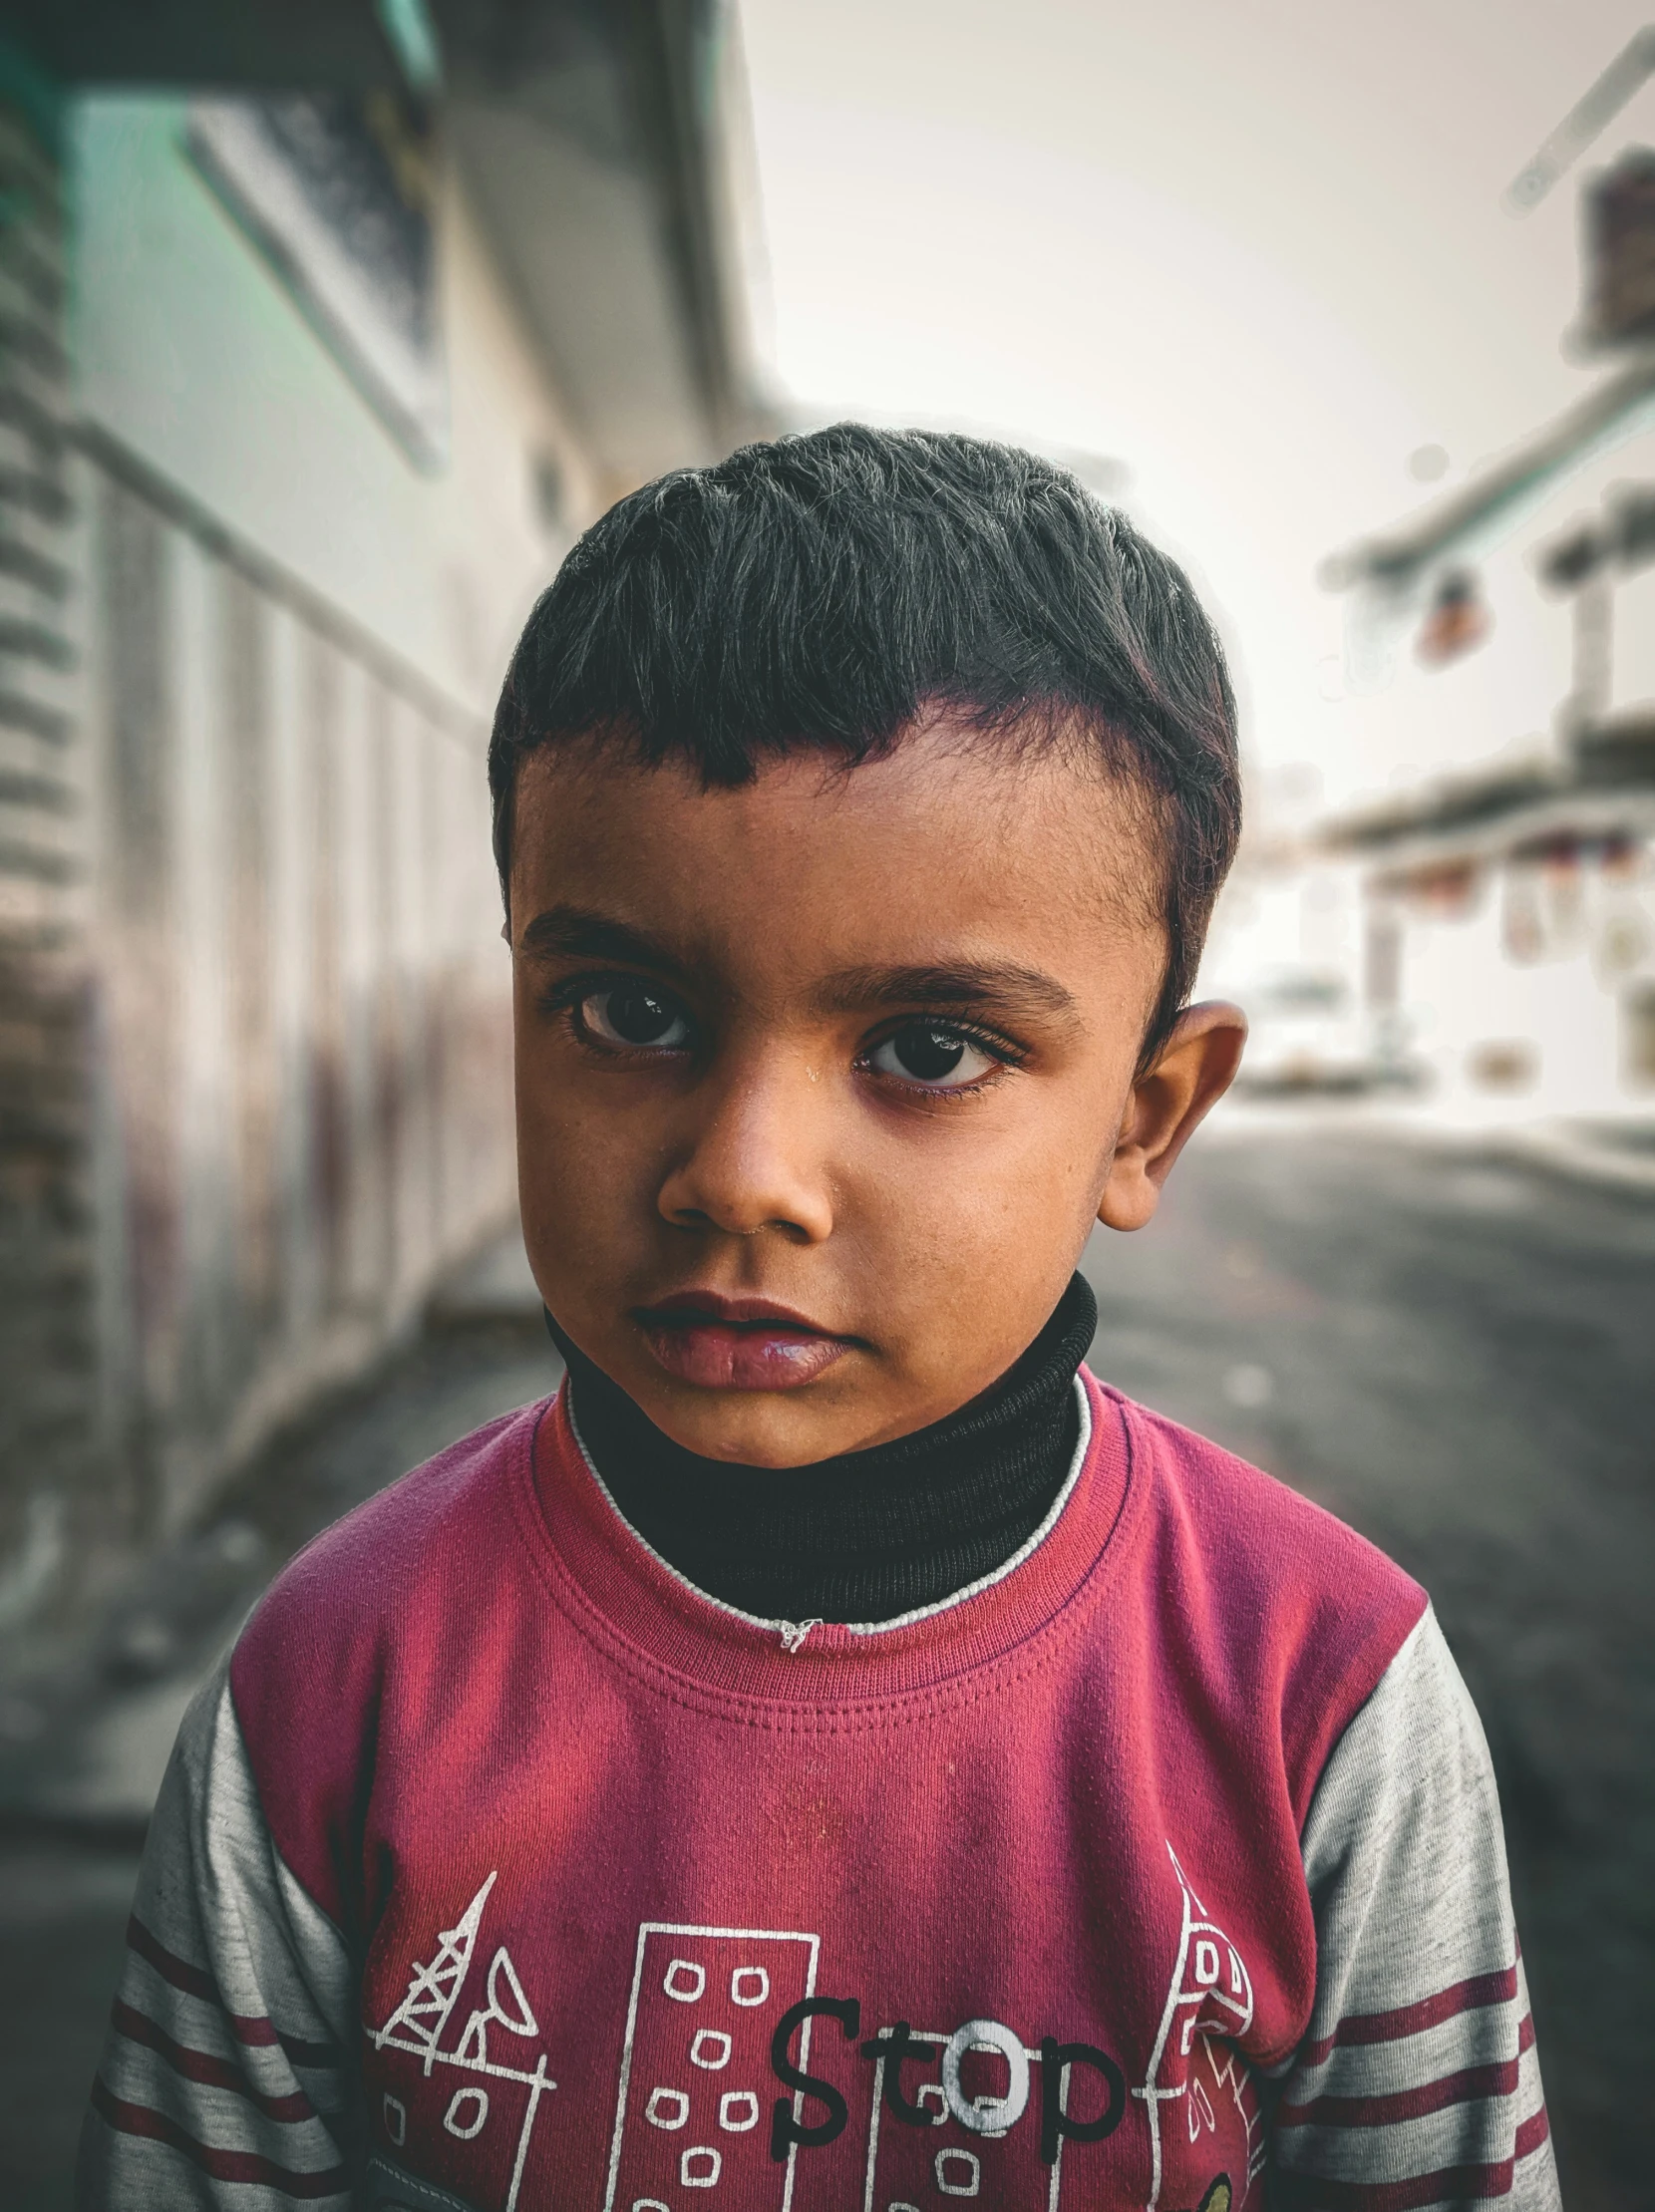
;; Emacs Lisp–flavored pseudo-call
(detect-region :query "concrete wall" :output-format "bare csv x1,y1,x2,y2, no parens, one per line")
0,90,598,1679
80,447,513,1536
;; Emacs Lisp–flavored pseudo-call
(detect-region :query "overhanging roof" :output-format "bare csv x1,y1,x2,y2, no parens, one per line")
1320,351,1655,606
1319,711,1655,871
438,0,768,486
1,1,400,88
4,0,768,485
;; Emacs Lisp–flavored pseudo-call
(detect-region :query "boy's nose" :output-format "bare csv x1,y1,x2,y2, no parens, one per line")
656,1058,835,1244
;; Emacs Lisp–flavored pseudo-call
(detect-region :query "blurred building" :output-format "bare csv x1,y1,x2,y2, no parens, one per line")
1238,150,1655,1124
0,2,767,1678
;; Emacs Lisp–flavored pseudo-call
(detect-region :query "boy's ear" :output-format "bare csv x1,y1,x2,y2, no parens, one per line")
1098,1001,1247,1234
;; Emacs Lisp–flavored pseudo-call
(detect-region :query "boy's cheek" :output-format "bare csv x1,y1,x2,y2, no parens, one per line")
516,1089,646,1243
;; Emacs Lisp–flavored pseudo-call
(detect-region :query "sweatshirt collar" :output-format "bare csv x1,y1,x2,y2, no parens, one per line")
545,1276,1098,1625
518,1365,1139,1711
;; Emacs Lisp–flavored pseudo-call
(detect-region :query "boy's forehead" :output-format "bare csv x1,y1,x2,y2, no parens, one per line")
509,723,1164,975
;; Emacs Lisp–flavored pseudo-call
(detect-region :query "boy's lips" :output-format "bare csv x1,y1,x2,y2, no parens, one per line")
631,1292,854,1392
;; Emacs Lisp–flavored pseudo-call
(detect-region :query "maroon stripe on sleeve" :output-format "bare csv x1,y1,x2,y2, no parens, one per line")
88,2077,349,2198
1298,1966,1518,2066
1517,2013,1535,2055
1273,2153,1517,2210
126,1915,218,2005
111,1999,316,2123
124,1916,341,2068
1278,2055,1518,2129
1515,2107,1551,2159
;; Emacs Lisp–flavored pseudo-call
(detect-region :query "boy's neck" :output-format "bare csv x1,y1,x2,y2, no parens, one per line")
547,1275,1098,1626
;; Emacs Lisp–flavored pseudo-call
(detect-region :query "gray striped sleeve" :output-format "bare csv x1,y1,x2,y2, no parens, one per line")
1271,1606,1559,2210
76,1655,360,2209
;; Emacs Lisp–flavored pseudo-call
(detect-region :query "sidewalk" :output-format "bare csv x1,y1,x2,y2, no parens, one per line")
1207,1092,1655,1192
1501,1112,1655,1190
0,1228,555,1837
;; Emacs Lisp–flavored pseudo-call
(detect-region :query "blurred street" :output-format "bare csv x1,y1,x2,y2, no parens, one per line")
2,1120,1651,2209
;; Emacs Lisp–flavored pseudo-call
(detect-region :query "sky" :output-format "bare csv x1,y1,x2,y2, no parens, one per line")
733,0,1655,827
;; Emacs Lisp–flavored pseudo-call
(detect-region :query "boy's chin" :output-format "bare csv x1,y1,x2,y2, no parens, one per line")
637,1378,889,1469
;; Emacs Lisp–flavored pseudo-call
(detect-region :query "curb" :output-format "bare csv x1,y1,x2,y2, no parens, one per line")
1202,1100,1655,1192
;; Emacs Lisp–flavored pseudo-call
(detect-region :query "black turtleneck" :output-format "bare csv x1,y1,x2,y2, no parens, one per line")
546,1273,1097,1624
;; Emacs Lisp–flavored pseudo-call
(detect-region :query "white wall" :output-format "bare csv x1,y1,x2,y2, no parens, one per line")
70,97,596,716
1400,859,1655,1121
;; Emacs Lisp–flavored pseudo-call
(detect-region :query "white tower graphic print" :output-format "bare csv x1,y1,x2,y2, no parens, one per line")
375,1870,497,2074
456,1945,539,2066
369,1871,556,2212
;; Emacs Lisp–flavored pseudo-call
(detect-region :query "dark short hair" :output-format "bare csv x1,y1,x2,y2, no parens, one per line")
490,424,1240,1060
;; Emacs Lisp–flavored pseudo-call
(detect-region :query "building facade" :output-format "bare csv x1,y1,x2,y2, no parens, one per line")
1218,149,1655,1129
1317,413,1655,1125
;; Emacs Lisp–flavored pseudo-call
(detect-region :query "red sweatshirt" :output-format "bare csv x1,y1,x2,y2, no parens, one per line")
80,1373,1557,2211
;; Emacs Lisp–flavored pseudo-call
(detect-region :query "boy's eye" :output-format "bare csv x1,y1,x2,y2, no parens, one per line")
866,1024,999,1089
578,983,691,1051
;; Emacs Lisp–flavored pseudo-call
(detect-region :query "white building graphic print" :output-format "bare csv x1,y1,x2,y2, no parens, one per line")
370,1872,556,2212
1134,1844,1265,2212
603,1922,822,2212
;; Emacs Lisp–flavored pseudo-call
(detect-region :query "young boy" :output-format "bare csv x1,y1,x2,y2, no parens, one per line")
81,429,1557,2212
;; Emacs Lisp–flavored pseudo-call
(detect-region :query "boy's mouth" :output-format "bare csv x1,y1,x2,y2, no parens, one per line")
631,1292,853,1392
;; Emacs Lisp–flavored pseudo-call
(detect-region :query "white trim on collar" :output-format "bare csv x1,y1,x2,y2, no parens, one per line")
565,1376,1093,1649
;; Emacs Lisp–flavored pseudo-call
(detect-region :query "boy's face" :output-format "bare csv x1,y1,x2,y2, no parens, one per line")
510,721,1242,1466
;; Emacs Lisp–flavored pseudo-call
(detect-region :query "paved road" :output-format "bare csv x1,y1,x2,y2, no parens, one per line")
4,1124,1650,2208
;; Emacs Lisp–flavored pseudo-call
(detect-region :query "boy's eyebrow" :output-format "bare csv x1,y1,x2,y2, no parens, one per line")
517,904,688,976
814,962,1080,1023
517,912,1080,1024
